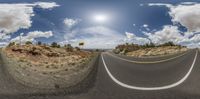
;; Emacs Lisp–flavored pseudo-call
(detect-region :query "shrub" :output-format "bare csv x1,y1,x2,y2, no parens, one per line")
159,41,175,47
8,42,15,47
25,41,32,45
37,41,42,45
75,47,80,51
57,44,61,48
51,42,59,48
65,44,73,52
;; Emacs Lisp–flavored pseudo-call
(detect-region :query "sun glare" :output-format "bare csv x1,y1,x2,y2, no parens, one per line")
93,14,108,23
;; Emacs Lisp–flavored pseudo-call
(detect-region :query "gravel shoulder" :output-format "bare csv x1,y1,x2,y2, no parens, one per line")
125,46,188,58
1,45,98,89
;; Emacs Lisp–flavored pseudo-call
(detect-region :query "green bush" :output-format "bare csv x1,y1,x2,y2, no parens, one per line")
51,42,57,47
114,41,184,54
37,41,42,45
8,42,15,47
51,42,61,48
64,44,73,52
75,47,80,51
159,41,175,47
25,41,32,45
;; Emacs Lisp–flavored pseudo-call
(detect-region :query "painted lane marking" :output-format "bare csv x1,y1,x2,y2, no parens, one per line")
106,51,189,64
101,51,198,90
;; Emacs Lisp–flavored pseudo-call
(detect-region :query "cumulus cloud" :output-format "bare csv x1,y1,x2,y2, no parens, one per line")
125,32,134,39
11,31,53,43
144,25,184,44
0,2,59,37
0,42,8,47
146,2,200,47
149,2,200,32
143,24,148,28
34,2,60,9
0,2,58,46
125,32,150,45
0,33,10,40
142,24,150,31
64,18,81,28
0,4,34,35
142,25,200,48
62,26,126,49
169,4,200,32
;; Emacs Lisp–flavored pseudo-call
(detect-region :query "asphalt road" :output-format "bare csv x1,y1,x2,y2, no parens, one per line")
0,49,200,99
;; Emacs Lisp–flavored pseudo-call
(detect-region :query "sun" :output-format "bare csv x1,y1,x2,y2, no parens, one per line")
93,14,108,23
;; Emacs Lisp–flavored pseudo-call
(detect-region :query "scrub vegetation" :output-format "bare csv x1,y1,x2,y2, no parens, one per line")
113,42,188,57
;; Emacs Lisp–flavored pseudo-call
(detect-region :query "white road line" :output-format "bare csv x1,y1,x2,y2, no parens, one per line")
101,51,198,90
106,51,189,64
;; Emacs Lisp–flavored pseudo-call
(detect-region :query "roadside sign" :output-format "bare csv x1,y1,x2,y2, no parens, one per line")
79,42,84,46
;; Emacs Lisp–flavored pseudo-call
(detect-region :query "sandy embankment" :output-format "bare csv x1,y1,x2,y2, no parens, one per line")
1,45,98,89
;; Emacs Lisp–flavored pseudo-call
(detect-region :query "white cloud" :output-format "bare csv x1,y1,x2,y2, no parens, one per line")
0,2,59,39
143,24,148,28
146,2,200,48
148,3,173,8
0,4,34,35
34,2,59,9
27,31,53,38
143,25,200,48
180,2,198,5
144,25,184,44
62,26,126,49
0,33,10,40
169,3,200,32
148,2,200,33
0,42,8,47
11,31,53,43
125,32,134,39
125,32,150,45
64,18,80,28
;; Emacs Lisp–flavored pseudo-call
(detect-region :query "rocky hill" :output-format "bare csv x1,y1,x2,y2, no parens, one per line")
113,42,188,57
126,46,187,57
2,43,97,89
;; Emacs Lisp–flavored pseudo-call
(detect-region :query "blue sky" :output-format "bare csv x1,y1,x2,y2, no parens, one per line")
1,0,200,48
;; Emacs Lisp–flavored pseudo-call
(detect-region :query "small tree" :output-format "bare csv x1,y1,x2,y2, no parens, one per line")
8,42,15,47
64,44,67,48
160,41,175,46
65,44,73,51
37,41,42,45
75,47,80,51
149,42,156,47
51,42,58,48
25,41,32,45
57,44,61,48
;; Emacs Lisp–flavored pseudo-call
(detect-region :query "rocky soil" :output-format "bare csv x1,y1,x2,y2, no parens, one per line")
2,44,96,89
125,46,188,57
5,44,93,71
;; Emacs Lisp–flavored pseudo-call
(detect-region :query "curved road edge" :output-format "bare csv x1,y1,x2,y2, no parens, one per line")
106,50,190,64
101,50,198,91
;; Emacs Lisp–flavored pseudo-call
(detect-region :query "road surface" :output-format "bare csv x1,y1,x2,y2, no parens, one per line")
0,49,200,99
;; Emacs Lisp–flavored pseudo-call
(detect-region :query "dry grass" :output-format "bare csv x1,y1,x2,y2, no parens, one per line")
5,44,93,71
126,46,188,57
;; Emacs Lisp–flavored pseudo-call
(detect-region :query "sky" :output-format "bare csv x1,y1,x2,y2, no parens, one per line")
0,0,200,49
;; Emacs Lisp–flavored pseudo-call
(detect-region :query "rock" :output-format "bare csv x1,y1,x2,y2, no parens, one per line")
126,46,188,57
